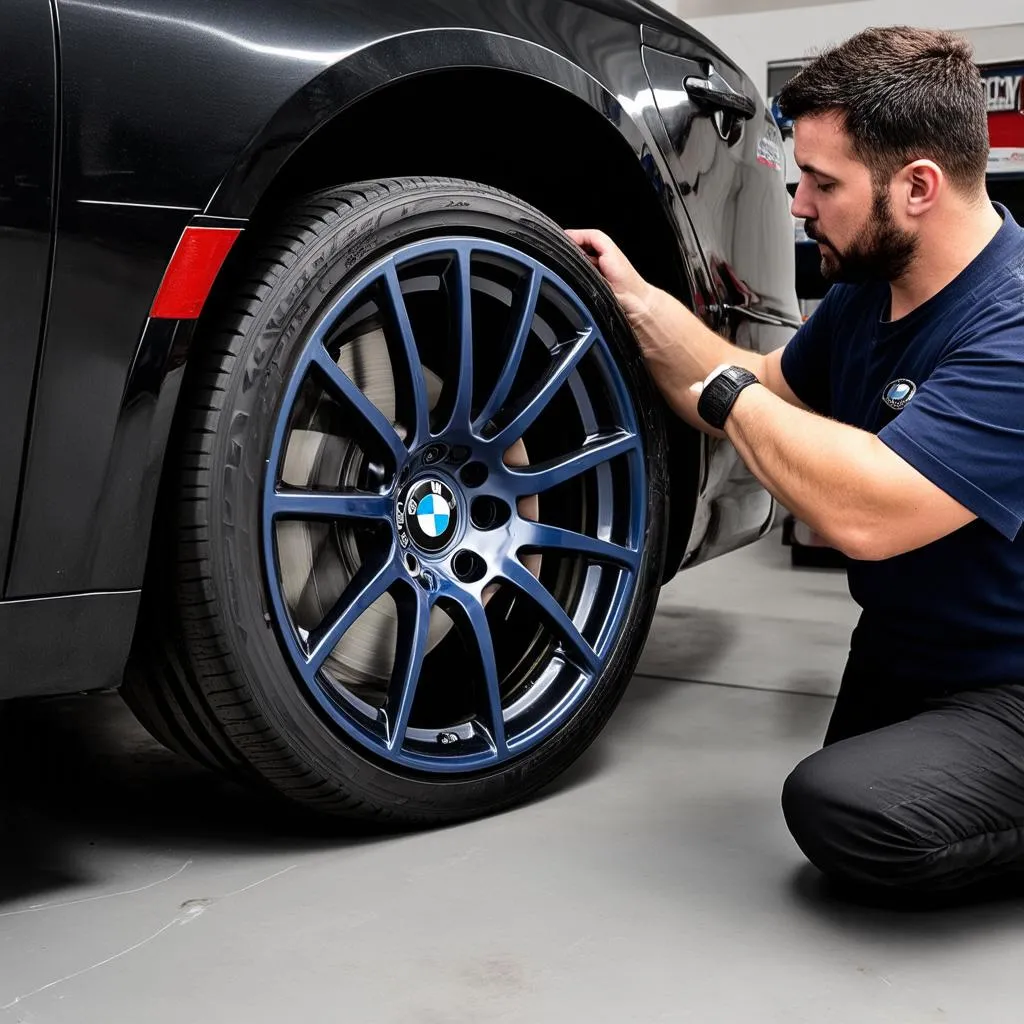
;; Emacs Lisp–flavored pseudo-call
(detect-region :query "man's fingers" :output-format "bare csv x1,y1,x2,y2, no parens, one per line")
565,227,613,255
564,229,597,257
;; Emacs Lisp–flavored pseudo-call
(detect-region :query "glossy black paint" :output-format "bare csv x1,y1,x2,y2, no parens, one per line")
7,202,195,596
638,25,798,563
0,0,57,589
641,34,796,325
0,0,797,698
0,590,140,697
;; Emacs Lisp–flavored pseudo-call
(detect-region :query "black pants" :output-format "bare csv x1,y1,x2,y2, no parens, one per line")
782,654,1024,893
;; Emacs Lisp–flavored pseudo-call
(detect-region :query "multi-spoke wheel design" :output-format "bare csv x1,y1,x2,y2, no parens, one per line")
264,237,646,771
125,179,669,821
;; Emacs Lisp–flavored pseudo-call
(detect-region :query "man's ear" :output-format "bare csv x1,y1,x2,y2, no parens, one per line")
900,160,943,217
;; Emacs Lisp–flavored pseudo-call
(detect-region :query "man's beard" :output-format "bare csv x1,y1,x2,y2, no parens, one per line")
805,188,918,284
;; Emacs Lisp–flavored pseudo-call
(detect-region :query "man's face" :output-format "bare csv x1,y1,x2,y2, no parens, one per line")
790,112,918,283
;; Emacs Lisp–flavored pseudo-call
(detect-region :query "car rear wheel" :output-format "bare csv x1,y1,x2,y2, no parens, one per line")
124,177,670,823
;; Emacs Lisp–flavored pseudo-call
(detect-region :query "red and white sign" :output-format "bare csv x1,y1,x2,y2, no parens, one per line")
982,64,1024,176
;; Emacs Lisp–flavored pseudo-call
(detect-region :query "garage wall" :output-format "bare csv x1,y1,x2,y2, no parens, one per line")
656,0,1024,96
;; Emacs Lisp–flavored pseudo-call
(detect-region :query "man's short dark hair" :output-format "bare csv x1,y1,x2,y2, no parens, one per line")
777,26,989,196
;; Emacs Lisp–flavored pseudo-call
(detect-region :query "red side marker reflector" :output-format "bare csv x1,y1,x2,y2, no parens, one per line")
149,225,242,319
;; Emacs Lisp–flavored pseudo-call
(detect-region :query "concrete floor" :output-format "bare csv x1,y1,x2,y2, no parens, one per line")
2,530,1022,1023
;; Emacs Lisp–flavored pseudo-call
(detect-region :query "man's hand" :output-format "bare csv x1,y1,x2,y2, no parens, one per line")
566,227,708,369
565,229,657,333
565,228,806,428
566,227,775,428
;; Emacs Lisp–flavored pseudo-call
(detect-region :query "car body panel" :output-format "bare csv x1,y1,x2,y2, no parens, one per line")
0,0,797,697
0,0,57,589
638,24,799,564
0,590,140,698
5,203,196,597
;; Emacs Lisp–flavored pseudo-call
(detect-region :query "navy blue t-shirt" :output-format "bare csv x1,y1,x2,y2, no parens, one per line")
781,204,1024,687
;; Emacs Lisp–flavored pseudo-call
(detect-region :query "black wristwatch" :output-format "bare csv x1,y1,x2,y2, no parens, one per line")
696,365,760,430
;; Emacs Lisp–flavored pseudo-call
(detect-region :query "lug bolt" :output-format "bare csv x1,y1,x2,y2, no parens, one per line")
460,461,489,488
471,495,511,530
452,550,486,584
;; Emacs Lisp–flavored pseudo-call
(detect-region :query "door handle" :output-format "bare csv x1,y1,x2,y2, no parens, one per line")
684,65,756,120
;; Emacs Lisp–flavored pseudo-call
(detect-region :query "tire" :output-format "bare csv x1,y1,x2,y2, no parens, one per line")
123,177,670,824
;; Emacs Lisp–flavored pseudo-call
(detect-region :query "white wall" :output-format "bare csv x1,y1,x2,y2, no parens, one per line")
657,0,1024,96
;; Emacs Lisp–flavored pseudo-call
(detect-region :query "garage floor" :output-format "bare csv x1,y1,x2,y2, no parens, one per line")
2,530,1022,1023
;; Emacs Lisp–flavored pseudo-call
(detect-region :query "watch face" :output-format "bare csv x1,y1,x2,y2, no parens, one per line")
722,366,754,387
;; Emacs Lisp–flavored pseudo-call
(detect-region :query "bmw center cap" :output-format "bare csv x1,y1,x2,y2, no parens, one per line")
398,478,459,552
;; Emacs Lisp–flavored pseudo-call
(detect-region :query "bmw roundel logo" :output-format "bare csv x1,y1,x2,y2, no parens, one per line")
398,478,458,552
882,378,916,411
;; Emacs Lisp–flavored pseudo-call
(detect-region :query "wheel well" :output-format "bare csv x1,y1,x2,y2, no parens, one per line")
219,67,700,580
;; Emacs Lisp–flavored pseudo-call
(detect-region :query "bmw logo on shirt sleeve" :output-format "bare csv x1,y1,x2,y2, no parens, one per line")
882,378,917,411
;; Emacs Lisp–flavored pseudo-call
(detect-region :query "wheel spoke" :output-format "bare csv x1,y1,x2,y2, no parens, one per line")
475,267,541,430
309,346,407,468
517,521,640,571
444,587,507,756
305,554,399,676
505,429,640,495
383,263,430,449
268,489,392,522
500,558,599,674
489,328,596,451
439,246,475,434
383,581,432,753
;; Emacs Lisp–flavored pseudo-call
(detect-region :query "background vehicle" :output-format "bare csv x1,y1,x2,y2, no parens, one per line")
0,0,798,823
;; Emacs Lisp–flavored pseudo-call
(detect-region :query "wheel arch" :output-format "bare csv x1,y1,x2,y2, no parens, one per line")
146,35,702,611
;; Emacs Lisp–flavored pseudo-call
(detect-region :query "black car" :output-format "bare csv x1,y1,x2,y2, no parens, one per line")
0,0,799,822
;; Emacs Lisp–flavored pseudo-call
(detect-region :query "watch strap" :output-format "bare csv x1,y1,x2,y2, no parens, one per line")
696,365,759,430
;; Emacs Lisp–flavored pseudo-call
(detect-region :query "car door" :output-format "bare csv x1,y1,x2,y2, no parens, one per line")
0,0,57,591
639,25,799,332
637,24,800,561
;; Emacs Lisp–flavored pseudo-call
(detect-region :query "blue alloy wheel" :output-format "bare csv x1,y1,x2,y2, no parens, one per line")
263,237,646,771
126,179,669,822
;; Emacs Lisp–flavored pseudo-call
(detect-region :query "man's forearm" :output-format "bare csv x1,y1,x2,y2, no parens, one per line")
723,383,893,558
636,289,765,429
626,284,974,562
